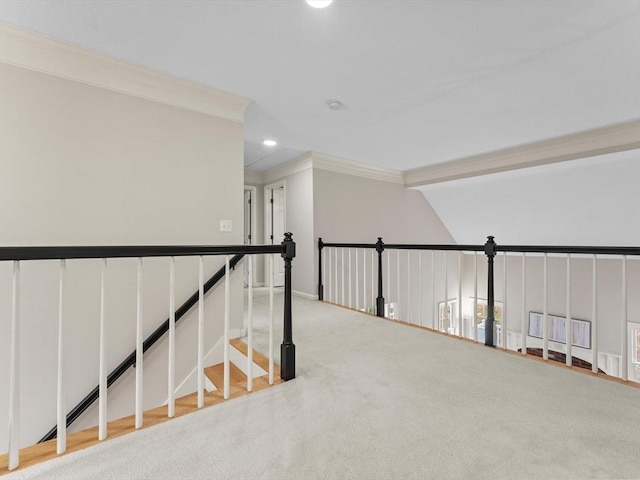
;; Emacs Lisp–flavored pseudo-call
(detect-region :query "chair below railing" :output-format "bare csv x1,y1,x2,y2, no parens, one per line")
0,234,296,471
318,236,640,383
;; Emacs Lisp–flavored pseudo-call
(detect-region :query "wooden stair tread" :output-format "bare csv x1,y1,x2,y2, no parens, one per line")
230,338,281,376
0,363,284,476
204,362,247,396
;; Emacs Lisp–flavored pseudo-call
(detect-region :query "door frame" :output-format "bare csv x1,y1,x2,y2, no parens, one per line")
264,180,286,245
264,180,286,287
243,186,257,247
243,186,257,287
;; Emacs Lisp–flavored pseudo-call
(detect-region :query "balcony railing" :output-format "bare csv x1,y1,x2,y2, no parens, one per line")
318,236,639,383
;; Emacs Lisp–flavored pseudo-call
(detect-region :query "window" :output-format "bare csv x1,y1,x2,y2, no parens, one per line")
438,299,458,334
471,298,503,326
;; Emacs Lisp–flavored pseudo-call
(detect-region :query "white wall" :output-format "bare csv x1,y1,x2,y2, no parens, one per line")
284,169,315,296
313,168,454,300
314,169,454,245
0,61,245,449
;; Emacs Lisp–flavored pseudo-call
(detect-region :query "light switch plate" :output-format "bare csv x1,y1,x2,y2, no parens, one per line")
220,220,232,232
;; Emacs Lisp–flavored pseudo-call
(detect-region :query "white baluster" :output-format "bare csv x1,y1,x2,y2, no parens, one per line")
621,256,628,381
8,261,21,470
135,257,143,428
419,251,423,327
341,249,345,306
565,254,572,368
386,249,390,316
363,248,367,309
269,254,274,385
407,251,411,323
502,252,507,348
348,249,352,308
224,255,230,400
458,252,463,337
247,255,254,392
335,248,339,304
322,245,327,302
98,258,107,440
371,249,375,311
521,252,526,354
396,250,400,320
168,257,175,418
444,251,448,332
474,252,478,342
57,259,66,454
327,249,332,303
355,249,359,310
197,256,204,408
592,255,598,374
333,247,340,303
432,251,436,330
543,253,548,360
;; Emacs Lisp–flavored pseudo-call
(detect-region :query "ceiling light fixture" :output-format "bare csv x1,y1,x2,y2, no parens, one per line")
263,139,277,147
306,0,333,8
327,99,344,110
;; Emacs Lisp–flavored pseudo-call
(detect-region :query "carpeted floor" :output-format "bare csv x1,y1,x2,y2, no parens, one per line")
5,289,640,479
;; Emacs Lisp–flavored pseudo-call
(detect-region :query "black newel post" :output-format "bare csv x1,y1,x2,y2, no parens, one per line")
375,237,385,317
281,232,296,380
318,237,324,301
484,236,497,347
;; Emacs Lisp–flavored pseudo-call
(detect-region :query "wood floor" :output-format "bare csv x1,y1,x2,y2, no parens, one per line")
0,339,283,476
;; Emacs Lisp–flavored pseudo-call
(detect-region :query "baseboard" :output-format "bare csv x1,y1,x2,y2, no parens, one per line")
293,290,319,301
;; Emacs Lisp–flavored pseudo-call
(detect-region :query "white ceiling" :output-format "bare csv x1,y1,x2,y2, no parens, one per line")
1,0,639,245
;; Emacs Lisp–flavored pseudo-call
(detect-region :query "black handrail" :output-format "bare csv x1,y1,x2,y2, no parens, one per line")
0,244,283,261
317,236,640,346
319,240,640,255
321,242,485,252
38,252,248,443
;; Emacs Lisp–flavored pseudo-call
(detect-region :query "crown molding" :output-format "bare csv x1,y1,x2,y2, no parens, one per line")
311,152,405,184
260,151,406,185
405,120,640,187
263,152,314,184
0,23,251,123
244,170,265,185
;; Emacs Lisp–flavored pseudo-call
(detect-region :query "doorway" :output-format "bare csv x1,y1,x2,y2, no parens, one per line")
243,187,256,287
264,181,285,287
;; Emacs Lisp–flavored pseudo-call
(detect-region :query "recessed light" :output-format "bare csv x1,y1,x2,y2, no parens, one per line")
263,139,277,147
306,0,333,8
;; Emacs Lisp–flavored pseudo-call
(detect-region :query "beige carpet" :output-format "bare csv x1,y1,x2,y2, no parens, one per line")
5,289,640,479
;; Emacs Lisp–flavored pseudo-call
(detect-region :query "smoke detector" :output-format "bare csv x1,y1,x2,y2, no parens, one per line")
327,99,344,110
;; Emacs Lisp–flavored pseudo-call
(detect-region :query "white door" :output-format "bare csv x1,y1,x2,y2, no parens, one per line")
265,183,285,287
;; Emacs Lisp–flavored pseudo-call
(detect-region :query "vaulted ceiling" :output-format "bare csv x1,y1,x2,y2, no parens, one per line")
1,0,638,245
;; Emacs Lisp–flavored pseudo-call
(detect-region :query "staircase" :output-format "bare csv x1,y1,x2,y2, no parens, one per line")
0,339,282,475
